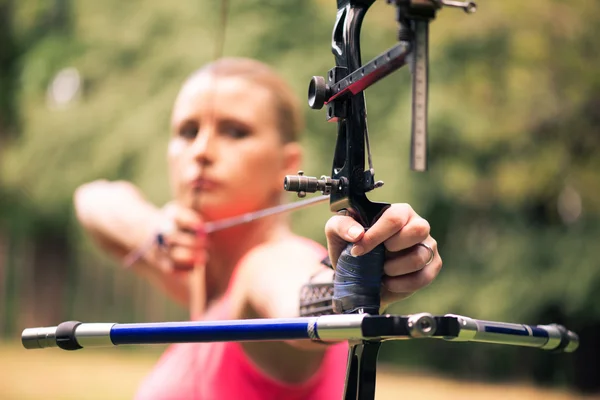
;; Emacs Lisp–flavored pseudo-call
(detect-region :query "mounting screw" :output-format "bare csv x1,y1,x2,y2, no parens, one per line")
407,313,437,338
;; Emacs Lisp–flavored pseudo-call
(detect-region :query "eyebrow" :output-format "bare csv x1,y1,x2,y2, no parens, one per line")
217,117,253,131
171,115,254,133
171,118,197,133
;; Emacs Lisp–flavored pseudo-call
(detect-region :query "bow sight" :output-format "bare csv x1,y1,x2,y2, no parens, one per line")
285,0,478,199
21,2,579,400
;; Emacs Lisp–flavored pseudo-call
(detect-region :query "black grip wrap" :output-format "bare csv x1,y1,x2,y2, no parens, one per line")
333,242,386,315
56,320,83,351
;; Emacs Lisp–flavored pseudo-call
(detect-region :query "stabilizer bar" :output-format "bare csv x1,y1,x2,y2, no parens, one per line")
22,313,579,353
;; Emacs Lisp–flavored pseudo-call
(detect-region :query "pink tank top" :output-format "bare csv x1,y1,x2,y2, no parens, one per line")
134,237,349,400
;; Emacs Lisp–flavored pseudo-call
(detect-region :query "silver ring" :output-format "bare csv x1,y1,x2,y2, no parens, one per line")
416,243,435,266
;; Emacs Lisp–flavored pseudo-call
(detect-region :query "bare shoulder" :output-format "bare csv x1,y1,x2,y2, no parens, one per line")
239,233,327,275
229,233,329,320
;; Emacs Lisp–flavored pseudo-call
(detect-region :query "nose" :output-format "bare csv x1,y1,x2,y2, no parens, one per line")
191,125,216,165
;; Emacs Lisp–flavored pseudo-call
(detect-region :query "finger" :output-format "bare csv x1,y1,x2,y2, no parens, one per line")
325,214,366,243
168,245,207,270
163,231,198,248
383,237,437,277
351,204,415,256
383,216,430,253
170,252,208,272
169,246,196,268
325,214,366,268
381,250,442,296
171,205,204,233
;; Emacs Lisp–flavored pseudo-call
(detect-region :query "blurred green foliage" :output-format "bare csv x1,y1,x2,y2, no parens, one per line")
1,0,599,393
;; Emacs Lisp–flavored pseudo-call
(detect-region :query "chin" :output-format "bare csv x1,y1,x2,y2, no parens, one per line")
181,189,267,219
211,200,267,221
190,197,236,220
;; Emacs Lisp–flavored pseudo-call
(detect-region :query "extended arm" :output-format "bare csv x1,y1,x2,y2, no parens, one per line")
230,203,442,384
228,237,335,384
73,180,191,308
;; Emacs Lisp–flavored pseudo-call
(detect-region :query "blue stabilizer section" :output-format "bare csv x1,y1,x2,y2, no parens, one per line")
110,318,313,345
483,322,549,338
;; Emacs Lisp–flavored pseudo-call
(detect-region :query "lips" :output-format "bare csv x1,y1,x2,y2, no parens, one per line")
190,177,220,190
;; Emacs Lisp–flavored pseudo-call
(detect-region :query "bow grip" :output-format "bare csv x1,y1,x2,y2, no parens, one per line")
333,242,385,315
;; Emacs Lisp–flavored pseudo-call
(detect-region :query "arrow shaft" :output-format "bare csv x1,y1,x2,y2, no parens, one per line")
123,195,330,267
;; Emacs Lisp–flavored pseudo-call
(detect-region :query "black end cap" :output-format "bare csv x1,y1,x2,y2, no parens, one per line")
550,324,572,354
56,321,83,351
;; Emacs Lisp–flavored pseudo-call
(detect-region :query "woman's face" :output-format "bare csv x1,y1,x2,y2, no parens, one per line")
168,74,301,221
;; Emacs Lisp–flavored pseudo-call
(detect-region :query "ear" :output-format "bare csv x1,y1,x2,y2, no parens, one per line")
278,142,303,184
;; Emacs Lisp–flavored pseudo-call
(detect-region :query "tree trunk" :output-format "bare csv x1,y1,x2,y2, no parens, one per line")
0,0,18,144
0,0,17,338
572,321,600,394
20,229,70,328
0,230,7,334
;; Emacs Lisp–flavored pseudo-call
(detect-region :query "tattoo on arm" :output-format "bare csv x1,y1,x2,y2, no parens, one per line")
299,256,334,317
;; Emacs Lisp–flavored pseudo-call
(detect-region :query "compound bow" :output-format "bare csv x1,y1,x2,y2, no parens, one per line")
21,2,580,400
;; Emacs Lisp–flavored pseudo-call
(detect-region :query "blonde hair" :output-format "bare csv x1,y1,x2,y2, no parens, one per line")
186,57,303,144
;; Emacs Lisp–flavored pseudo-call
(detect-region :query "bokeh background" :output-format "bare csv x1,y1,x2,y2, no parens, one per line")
1,0,599,399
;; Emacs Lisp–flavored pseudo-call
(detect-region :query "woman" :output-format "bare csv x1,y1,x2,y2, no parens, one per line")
74,57,442,399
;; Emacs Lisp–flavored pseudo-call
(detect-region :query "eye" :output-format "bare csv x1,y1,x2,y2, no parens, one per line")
178,121,199,140
220,121,250,139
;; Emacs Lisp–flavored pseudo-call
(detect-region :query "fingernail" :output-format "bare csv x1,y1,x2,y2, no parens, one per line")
348,226,364,240
351,244,364,257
